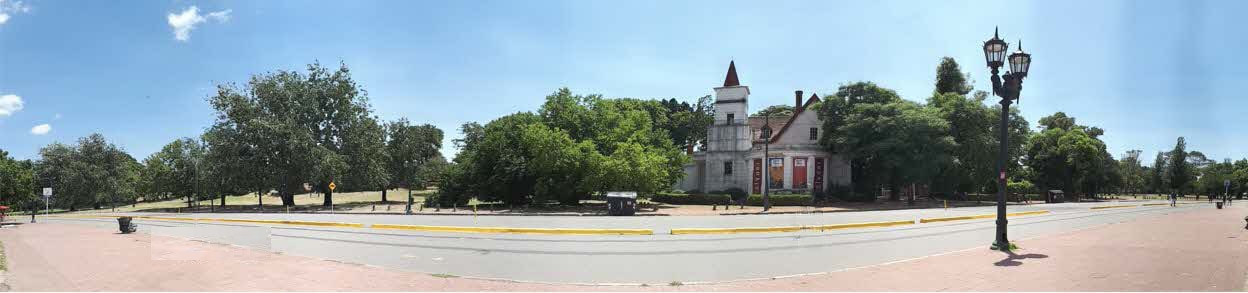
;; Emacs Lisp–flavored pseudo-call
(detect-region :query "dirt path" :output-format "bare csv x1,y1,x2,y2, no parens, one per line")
1,205,1244,291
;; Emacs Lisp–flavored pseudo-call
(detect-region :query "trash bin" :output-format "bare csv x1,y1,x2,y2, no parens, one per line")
117,217,137,233
605,192,638,216
1217,202,1224,209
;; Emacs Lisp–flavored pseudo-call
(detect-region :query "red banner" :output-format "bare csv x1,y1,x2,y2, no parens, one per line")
752,159,762,194
814,158,825,192
794,158,808,189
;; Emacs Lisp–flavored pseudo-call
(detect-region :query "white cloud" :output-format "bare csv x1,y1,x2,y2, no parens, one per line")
0,0,31,25
167,6,232,42
0,94,22,117
30,123,50,135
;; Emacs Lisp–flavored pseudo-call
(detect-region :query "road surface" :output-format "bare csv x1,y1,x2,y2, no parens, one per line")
37,200,1209,284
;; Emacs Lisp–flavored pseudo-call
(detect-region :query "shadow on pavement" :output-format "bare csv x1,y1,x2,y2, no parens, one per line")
993,250,1049,267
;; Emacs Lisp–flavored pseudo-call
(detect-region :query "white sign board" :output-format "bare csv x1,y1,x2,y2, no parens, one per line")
42,188,52,198
605,191,638,199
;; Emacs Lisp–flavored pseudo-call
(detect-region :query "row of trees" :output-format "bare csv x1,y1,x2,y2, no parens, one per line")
1118,137,1248,199
1,62,447,211
434,88,714,206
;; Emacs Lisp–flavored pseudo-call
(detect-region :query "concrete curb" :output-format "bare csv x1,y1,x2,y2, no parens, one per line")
1090,205,1138,210
918,210,1050,223
371,224,653,235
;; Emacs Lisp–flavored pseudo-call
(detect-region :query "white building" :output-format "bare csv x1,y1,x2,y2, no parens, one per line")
677,61,852,194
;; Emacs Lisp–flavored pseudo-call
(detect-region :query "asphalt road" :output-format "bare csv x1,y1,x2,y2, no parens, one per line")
41,200,1211,284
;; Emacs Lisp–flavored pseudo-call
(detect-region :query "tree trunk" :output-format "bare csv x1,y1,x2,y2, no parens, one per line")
888,182,900,201
381,189,388,203
281,191,295,207
258,189,263,210
323,187,333,207
220,193,226,207
187,195,192,208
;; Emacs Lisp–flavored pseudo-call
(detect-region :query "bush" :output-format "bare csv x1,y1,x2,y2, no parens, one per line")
745,194,814,206
827,184,874,202
651,193,732,205
718,188,749,202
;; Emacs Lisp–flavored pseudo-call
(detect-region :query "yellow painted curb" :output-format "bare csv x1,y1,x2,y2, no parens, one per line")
807,220,915,231
1141,203,1169,206
670,226,804,235
1090,205,1136,210
372,224,653,235
919,210,1051,223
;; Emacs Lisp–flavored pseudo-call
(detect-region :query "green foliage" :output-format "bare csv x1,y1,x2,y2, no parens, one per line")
445,88,692,206
650,193,732,205
205,61,394,207
934,57,972,95
385,119,443,190
836,100,954,200
1024,112,1117,199
745,194,814,206
751,105,794,117
35,134,139,210
0,149,36,207
138,138,206,204
1168,137,1191,193
927,91,995,194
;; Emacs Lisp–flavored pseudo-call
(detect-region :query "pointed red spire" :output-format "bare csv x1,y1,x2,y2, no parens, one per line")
723,60,740,87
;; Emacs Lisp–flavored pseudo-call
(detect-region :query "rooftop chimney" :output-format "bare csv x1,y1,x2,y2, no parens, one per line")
795,90,804,112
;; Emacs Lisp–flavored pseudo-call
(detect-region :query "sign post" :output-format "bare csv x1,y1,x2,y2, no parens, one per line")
328,182,336,214
42,188,52,219
1226,180,1232,203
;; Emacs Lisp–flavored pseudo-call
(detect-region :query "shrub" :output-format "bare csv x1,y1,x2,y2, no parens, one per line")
719,188,749,202
827,184,874,202
651,193,732,205
745,194,814,206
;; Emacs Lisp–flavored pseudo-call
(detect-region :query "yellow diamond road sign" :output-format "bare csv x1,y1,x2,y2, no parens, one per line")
329,182,336,192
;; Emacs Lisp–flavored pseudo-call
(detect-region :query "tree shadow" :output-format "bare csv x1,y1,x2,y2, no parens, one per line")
994,249,1049,267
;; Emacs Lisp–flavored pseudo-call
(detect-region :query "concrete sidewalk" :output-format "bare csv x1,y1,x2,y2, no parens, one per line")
0,204,1243,291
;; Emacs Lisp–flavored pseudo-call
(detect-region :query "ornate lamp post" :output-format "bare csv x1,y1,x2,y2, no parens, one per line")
983,27,1031,251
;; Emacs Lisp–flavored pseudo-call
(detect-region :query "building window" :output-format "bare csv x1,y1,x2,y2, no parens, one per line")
723,161,733,175
761,127,772,139
726,113,735,124
809,128,818,140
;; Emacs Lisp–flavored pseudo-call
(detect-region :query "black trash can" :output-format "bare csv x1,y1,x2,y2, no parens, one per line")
606,192,638,216
117,216,137,233
1217,202,1224,209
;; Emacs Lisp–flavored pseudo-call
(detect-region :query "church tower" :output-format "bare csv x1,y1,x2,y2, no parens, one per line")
702,61,753,192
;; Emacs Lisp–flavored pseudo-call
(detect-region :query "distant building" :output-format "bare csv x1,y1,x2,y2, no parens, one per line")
676,61,851,194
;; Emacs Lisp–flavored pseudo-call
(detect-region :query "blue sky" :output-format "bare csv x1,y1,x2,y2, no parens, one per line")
2,0,1246,165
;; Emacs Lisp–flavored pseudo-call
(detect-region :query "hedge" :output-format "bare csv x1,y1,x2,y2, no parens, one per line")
745,194,814,206
651,193,733,205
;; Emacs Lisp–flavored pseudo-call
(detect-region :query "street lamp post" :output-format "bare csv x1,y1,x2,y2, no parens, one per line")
983,27,1031,251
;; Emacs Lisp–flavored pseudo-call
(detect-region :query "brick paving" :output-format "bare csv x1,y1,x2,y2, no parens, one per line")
1,204,1244,291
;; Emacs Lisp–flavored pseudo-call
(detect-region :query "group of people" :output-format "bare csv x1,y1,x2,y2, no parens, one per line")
1166,192,1233,207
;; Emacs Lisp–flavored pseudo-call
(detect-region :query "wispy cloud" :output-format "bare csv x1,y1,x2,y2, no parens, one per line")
30,123,50,135
0,94,23,117
0,0,31,25
167,6,231,42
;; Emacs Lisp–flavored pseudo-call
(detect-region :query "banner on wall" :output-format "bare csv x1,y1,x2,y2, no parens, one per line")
794,158,808,189
768,158,784,189
814,158,825,192
752,159,762,194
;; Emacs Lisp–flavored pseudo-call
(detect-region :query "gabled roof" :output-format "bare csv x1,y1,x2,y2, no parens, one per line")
765,93,821,143
723,60,740,87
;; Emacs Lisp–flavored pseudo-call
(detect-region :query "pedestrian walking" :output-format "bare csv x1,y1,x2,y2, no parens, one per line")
1169,193,1177,207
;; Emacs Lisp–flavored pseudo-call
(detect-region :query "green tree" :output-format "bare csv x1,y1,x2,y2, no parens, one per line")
817,82,905,197
751,105,794,117
206,61,382,207
934,57,972,95
1168,137,1191,196
384,119,443,203
1023,113,1113,200
927,92,994,195
0,149,36,208
836,100,954,201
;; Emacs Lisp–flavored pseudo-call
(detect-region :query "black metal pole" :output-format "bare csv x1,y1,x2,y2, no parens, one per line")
993,88,1013,250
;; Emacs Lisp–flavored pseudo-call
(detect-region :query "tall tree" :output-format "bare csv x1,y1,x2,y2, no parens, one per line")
206,61,382,207
384,118,443,203
0,149,36,207
934,57,972,95
1168,137,1191,196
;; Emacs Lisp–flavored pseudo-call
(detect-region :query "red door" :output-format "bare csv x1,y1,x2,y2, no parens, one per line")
793,158,808,189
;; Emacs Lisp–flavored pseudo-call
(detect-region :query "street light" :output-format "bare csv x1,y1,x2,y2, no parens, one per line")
983,27,1032,251
762,114,772,212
